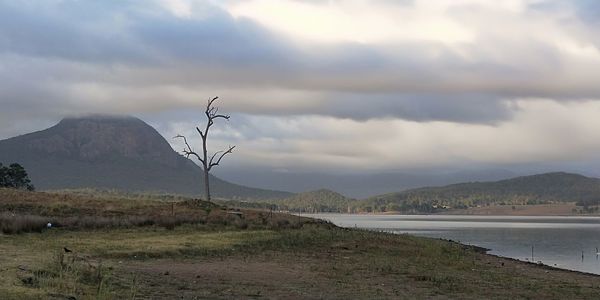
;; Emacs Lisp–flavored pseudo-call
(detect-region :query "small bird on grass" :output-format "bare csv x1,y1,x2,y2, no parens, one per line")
63,247,72,253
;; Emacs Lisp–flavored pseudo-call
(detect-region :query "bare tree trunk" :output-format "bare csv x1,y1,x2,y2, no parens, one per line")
202,132,210,201
202,138,210,201
174,96,235,203
203,167,210,201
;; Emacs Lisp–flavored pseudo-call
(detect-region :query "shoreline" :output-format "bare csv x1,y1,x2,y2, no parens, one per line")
440,237,600,277
301,213,600,276
299,211,600,217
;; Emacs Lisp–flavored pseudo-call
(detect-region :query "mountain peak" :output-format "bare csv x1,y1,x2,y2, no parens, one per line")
57,114,143,126
10,115,178,166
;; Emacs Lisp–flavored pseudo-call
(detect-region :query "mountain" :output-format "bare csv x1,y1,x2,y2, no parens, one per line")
360,172,600,213
271,189,353,213
0,115,292,200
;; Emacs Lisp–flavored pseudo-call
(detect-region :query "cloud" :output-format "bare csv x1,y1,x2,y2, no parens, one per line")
3,0,600,174
227,0,475,44
165,99,600,172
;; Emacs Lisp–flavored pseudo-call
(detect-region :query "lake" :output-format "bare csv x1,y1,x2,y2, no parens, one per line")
304,214,600,275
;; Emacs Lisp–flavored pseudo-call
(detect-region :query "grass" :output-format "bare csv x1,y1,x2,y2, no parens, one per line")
2,188,600,299
0,213,48,234
0,188,309,234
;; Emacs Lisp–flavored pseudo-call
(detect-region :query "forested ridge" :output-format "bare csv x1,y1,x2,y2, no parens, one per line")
242,173,600,213
359,172,600,213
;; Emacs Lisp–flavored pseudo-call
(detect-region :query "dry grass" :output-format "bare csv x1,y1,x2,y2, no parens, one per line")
0,213,48,234
0,188,311,234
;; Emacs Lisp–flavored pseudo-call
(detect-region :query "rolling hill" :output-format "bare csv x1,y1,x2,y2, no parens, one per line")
0,115,292,200
271,189,353,213
360,172,600,213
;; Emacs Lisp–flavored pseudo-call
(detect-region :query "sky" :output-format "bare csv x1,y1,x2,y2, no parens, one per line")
2,0,600,194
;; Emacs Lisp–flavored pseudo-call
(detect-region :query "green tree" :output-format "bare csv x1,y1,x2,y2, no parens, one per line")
0,163,35,191
0,163,7,187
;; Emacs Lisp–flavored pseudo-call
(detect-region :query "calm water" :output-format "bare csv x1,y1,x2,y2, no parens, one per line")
304,214,600,275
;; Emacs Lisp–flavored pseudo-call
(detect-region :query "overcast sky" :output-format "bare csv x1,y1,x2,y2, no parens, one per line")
2,0,600,180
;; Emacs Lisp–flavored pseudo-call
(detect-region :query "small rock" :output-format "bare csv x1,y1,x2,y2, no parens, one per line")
21,276,34,285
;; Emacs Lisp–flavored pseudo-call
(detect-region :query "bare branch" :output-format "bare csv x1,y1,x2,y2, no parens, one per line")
208,151,223,166
205,96,230,121
208,146,235,171
196,127,205,140
207,96,219,108
173,134,204,163
212,114,230,120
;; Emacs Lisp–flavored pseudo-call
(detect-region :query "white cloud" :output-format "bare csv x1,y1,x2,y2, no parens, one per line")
227,0,475,44
158,0,193,18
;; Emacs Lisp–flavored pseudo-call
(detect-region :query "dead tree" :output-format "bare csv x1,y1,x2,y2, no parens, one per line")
175,97,235,202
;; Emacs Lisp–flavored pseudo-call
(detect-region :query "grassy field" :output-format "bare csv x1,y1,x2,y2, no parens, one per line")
2,189,600,299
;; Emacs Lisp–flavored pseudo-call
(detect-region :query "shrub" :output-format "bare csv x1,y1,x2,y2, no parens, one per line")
0,162,35,191
0,213,48,234
0,213,208,234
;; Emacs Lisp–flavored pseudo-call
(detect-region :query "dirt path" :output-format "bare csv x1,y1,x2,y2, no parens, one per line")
125,256,346,299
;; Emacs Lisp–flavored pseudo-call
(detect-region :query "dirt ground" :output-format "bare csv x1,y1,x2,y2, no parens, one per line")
119,246,600,300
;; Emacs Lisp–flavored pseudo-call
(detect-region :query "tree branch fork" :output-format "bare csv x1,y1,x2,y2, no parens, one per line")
173,96,235,170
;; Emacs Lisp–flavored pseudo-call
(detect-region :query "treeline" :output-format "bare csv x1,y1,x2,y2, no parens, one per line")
230,189,354,213
270,189,353,213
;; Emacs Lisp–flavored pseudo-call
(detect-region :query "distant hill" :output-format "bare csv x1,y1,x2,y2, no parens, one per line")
216,168,518,198
360,172,600,213
0,115,292,200
272,189,353,213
